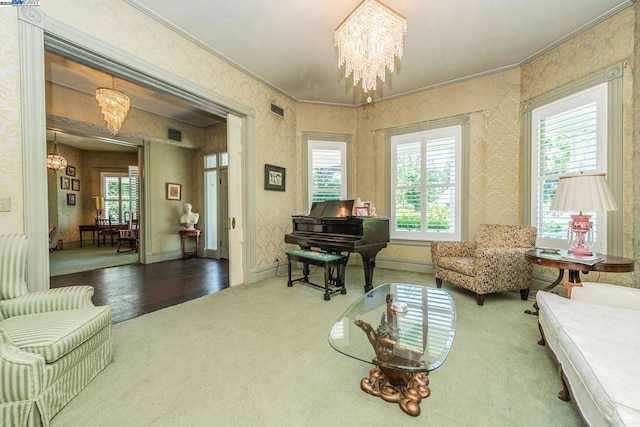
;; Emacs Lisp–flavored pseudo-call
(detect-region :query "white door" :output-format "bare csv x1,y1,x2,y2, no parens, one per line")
218,168,229,259
227,114,244,286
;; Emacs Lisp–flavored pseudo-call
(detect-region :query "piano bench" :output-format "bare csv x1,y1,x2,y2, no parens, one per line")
286,250,347,301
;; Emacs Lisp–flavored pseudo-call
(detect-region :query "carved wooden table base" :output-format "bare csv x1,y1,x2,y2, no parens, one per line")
360,366,430,416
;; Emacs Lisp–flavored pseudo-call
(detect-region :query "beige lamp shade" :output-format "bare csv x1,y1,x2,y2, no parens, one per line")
92,196,104,210
549,172,617,212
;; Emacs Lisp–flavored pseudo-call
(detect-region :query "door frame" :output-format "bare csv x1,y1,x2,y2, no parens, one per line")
18,8,255,290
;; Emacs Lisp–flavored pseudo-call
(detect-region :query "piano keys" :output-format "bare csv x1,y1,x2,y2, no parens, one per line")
284,200,390,292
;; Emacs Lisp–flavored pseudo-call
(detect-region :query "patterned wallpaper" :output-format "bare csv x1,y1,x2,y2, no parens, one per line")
39,0,299,270
3,2,638,287
0,10,23,234
351,69,523,266
520,7,636,287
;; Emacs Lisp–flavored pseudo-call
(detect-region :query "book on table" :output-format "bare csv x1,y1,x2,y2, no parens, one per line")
561,253,603,266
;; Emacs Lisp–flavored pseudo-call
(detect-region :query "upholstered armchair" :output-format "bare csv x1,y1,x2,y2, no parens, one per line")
432,224,537,305
0,234,113,426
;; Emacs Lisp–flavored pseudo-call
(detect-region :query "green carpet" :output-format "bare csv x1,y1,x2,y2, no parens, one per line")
50,267,580,426
49,245,138,276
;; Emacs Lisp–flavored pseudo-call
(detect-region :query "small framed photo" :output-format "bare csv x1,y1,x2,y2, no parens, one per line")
264,164,285,191
66,165,76,177
60,177,70,190
166,182,181,200
71,179,80,191
355,206,370,216
66,193,76,206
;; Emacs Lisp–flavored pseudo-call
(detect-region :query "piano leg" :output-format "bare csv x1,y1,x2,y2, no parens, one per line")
361,255,377,293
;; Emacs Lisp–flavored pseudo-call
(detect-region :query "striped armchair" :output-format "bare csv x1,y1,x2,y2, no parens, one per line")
0,234,113,426
432,224,537,306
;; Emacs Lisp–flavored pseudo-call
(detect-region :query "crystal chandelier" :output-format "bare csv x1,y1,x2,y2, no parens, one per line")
95,77,130,135
46,132,67,171
335,0,407,101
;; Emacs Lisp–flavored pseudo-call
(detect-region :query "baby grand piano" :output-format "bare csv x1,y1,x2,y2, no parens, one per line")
284,200,389,292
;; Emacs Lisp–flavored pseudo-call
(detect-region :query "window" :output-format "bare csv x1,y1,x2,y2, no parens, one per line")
302,134,351,211
390,125,462,241
531,83,609,252
102,169,138,224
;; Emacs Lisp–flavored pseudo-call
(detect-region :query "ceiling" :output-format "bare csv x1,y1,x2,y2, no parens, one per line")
122,0,633,106
46,0,633,150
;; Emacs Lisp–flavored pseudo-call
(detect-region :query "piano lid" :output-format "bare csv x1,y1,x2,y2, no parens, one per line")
308,200,354,218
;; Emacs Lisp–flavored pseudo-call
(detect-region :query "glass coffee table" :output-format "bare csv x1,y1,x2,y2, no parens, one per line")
329,283,456,416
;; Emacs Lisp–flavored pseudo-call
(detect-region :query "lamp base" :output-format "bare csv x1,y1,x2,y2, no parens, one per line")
568,246,592,256
568,214,593,256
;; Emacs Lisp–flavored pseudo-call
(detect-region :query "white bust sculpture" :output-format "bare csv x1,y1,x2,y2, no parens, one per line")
180,203,200,230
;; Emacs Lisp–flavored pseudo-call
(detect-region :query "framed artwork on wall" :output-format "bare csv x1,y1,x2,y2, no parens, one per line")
66,193,76,206
71,179,80,191
60,177,70,190
66,165,76,177
264,164,285,191
166,183,181,200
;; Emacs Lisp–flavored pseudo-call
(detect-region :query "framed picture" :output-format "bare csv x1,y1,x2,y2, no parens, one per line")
60,177,70,190
66,193,76,206
71,179,80,191
66,165,76,177
264,164,286,191
166,183,181,200
355,206,370,216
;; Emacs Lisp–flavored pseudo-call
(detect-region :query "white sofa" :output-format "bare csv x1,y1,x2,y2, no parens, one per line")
536,282,640,426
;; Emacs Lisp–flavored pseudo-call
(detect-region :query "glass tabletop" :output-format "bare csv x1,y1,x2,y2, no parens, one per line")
329,283,456,373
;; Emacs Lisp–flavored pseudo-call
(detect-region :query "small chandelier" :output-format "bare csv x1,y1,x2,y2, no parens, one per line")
335,0,407,101
95,77,130,135
46,132,67,171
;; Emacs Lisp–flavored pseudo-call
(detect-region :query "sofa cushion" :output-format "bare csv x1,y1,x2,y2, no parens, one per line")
436,256,475,276
537,291,640,424
0,306,111,363
559,325,640,423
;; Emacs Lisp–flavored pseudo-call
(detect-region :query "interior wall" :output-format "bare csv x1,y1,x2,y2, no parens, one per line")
148,143,197,257
347,68,522,271
521,6,636,287
45,142,138,247
295,104,357,213
46,142,83,246
0,11,23,234
39,0,298,272
3,3,637,285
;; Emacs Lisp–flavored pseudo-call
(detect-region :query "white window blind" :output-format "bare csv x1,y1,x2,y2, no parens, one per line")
102,168,139,224
308,140,346,205
532,83,608,251
390,126,461,241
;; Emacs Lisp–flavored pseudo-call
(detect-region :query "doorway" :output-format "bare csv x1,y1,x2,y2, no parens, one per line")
47,140,141,277
20,11,252,290
204,153,229,260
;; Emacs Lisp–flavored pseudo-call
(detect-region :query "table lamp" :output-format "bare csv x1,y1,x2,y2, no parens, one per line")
92,196,104,221
549,171,617,256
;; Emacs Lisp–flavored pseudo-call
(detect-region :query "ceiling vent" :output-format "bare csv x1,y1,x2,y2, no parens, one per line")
270,102,284,118
167,128,182,142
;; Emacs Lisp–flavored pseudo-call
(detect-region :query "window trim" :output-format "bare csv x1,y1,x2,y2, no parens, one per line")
385,115,470,242
302,132,353,213
522,63,624,256
100,171,130,224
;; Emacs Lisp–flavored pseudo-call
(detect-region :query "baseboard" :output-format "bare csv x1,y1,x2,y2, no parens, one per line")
375,257,432,274
144,250,183,264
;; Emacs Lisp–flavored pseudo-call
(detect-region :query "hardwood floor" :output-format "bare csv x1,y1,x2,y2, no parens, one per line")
50,258,229,323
